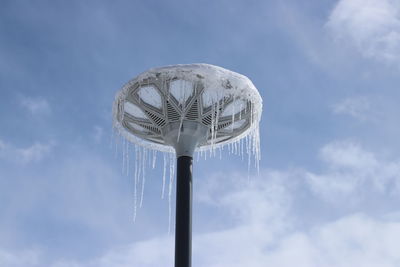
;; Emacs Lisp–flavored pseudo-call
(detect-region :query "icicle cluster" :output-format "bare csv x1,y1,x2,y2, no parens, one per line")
112,64,262,226
112,133,176,229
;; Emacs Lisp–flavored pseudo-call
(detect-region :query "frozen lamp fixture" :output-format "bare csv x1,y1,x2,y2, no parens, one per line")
113,64,262,267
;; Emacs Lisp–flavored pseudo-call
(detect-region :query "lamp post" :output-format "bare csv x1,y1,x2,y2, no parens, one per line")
113,64,262,267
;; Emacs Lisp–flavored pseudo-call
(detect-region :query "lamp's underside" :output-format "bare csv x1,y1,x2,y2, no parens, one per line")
113,64,262,154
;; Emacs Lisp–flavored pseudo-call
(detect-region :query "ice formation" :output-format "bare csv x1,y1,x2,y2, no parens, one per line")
112,63,262,224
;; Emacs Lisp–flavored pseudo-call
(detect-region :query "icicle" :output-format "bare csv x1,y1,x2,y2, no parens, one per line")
168,152,175,234
247,133,252,176
114,132,120,158
133,145,139,222
140,148,147,208
152,150,157,169
241,138,244,161
122,138,126,174
234,139,237,155
126,141,130,176
161,152,167,199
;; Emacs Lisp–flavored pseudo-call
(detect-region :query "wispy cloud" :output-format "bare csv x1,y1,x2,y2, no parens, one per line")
17,142,54,163
307,140,400,202
3,212,400,267
2,139,400,266
19,96,51,115
326,0,400,64
52,215,400,267
0,249,41,267
333,96,372,121
320,140,377,169
0,139,54,163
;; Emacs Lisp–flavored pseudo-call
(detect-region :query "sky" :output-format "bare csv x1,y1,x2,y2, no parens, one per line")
1,0,400,266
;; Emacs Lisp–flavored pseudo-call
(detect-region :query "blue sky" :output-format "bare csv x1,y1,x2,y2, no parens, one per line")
1,0,400,266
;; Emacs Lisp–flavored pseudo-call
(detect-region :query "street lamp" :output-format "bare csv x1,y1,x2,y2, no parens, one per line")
113,64,262,267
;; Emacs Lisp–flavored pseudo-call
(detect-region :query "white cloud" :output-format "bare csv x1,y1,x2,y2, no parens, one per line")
196,170,293,232
2,140,400,266
307,140,400,202
333,96,372,121
19,96,51,115
326,0,400,63
4,214,400,267
320,140,378,169
267,214,400,267
4,169,400,267
17,142,54,163
0,249,42,267
0,139,54,163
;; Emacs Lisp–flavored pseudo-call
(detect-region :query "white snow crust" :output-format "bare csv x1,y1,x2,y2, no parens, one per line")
113,63,262,154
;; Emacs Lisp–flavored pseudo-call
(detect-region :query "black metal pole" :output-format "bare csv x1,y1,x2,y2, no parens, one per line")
174,156,193,267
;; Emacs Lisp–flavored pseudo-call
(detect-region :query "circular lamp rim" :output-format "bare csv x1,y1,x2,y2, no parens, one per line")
113,63,262,153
